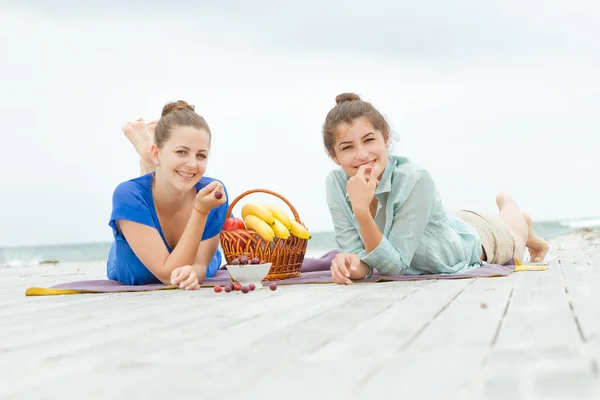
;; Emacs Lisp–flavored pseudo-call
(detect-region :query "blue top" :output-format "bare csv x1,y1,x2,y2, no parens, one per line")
107,173,229,285
325,155,484,276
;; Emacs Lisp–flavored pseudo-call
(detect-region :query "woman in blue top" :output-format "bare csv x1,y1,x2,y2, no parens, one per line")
107,100,228,289
323,93,550,285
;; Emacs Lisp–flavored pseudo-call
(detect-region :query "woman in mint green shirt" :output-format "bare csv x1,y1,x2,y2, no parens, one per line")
323,93,550,284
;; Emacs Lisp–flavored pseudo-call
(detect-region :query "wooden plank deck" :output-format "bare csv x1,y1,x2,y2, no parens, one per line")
1,231,599,399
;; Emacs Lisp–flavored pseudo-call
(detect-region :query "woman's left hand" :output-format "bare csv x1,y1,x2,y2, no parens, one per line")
170,265,200,290
346,165,379,213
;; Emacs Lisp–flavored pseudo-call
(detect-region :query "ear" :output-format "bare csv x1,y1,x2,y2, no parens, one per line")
385,137,390,150
329,151,340,165
150,143,160,165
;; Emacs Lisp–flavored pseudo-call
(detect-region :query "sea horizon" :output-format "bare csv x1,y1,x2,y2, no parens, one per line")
2,215,600,267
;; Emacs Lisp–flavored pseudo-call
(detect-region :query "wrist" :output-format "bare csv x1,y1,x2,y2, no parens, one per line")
349,262,370,280
193,205,210,216
353,206,372,219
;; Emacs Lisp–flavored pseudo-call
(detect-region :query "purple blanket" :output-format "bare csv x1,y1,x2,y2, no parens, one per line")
25,250,516,295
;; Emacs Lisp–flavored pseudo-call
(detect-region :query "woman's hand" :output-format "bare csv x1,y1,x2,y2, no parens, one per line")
170,265,200,290
346,165,379,214
194,181,227,214
330,252,370,285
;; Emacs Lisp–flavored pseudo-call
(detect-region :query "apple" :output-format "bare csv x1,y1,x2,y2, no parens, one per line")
222,217,245,231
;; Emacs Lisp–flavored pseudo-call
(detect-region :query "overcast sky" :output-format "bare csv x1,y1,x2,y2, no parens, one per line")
1,0,598,246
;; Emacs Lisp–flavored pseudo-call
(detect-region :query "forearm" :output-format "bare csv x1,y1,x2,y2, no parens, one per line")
162,211,207,274
192,263,208,283
354,208,383,254
349,261,371,280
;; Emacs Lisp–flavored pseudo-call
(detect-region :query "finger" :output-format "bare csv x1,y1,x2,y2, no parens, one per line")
330,261,345,284
199,181,218,196
184,279,200,290
170,269,182,285
347,255,359,272
335,255,350,278
180,271,197,289
355,165,368,179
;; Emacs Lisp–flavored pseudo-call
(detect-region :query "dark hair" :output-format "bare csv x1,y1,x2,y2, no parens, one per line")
154,100,211,148
322,93,390,157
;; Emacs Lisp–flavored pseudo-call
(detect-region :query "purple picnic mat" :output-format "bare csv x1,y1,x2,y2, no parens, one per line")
43,249,516,293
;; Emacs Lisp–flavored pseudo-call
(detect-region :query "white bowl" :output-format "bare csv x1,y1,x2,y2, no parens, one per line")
225,263,272,289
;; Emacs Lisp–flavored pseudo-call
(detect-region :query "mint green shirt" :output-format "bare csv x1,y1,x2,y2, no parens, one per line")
325,155,484,276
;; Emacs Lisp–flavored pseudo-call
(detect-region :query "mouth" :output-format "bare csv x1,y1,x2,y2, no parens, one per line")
176,171,196,180
353,160,377,169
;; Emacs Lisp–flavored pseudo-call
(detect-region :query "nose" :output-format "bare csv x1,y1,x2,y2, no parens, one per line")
185,156,197,169
356,144,369,160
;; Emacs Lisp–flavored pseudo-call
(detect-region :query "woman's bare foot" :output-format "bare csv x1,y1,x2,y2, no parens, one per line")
522,212,550,263
122,117,154,165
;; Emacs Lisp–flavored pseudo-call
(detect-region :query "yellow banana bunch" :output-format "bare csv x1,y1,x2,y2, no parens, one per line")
271,218,290,239
240,202,311,241
243,215,275,242
241,203,274,225
264,204,292,229
289,220,311,239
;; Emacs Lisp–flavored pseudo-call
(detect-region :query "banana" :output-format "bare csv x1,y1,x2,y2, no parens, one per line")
244,215,275,242
241,203,274,225
271,218,291,239
289,220,311,239
264,204,292,229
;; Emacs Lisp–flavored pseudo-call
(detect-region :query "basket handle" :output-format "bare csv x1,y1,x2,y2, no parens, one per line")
225,189,302,223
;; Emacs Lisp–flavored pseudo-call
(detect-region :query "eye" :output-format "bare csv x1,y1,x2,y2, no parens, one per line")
341,146,352,151
365,138,374,143
197,153,207,159
176,150,187,155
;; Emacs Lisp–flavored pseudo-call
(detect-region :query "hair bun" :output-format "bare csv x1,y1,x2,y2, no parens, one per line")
335,93,361,105
161,100,195,117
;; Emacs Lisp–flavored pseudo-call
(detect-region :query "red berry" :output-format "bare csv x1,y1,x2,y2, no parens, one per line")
252,257,260,264
224,286,231,293
233,283,242,291
214,285,222,293
240,256,248,265
259,260,266,264
214,191,223,200
248,284,256,291
269,283,277,291
232,258,239,265
241,286,250,294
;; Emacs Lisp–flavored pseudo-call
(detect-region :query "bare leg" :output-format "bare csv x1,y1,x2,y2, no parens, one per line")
496,193,549,263
122,118,157,175
496,193,528,244
522,212,550,263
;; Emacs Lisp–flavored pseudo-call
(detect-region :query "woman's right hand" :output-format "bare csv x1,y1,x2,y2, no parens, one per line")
194,181,227,214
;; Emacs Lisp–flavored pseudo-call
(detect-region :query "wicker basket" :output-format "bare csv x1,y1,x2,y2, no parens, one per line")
220,189,309,281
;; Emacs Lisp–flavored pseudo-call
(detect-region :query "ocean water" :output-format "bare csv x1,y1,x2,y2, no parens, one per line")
1,217,599,267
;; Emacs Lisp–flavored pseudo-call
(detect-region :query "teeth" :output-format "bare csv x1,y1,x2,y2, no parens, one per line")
177,171,194,178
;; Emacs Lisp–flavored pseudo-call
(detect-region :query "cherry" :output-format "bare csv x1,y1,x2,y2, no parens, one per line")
241,286,250,294
233,283,242,291
269,283,277,291
252,257,260,264
232,258,240,265
214,285,222,293
248,284,256,291
214,191,223,200
240,256,248,265
224,286,232,293
259,260,266,264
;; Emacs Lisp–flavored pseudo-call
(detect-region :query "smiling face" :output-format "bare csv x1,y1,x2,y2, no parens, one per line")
151,125,211,192
331,116,390,178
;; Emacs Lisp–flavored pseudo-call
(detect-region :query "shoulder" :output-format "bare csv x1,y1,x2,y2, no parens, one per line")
389,156,433,186
195,175,228,191
388,156,437,203
112,174,153,204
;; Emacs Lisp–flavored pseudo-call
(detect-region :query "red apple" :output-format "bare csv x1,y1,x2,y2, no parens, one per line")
222,218,245,231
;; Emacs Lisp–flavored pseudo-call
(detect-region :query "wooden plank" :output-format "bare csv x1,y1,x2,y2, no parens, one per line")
356,274,518,399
